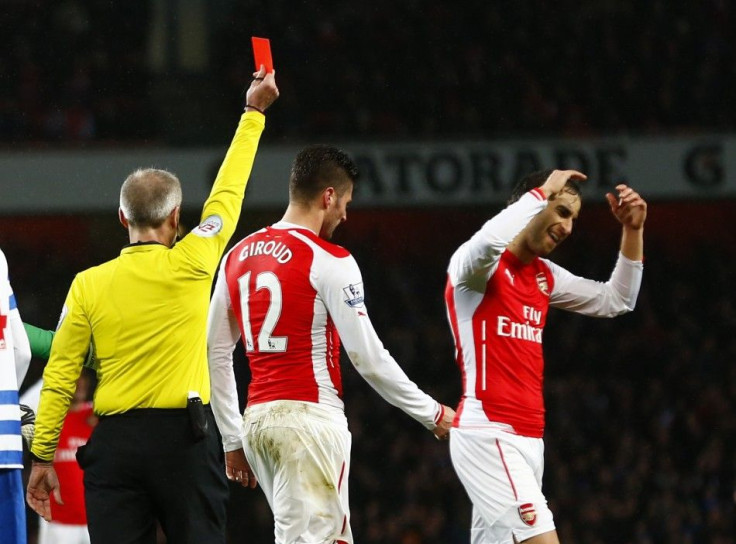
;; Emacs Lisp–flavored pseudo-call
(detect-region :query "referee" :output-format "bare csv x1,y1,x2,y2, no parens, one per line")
26,68,279,544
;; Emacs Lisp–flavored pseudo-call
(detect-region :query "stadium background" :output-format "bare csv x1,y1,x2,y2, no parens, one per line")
1,1,735,543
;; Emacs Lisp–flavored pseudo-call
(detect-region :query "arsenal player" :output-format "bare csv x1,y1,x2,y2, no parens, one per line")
39,371,96,544
207,145,455,544
445,169,647,543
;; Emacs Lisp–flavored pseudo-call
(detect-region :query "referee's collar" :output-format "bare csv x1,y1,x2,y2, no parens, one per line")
122,241,171,250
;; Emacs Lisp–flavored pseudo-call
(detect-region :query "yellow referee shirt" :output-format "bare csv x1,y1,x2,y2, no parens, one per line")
32,111,265,461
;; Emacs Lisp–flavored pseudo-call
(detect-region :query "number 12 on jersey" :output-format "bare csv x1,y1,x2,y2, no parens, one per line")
238,271,288,353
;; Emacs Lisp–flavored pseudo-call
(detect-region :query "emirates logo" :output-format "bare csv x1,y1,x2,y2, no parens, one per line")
518,503,537,526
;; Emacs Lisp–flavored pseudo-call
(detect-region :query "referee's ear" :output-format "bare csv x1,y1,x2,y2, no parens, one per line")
169,206,181,232
119,208,130,229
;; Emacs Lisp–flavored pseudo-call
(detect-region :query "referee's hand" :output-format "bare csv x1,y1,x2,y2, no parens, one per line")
26,462,63,521
225,448,258,489
245,66,279,114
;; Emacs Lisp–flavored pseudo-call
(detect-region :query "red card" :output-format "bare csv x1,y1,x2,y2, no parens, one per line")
252,37,273,73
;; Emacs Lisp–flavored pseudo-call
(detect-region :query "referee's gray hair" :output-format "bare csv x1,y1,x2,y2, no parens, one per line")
119,168,182,228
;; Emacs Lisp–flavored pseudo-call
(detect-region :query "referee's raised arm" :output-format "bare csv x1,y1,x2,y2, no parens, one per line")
27,68,279,544
180,68,280,273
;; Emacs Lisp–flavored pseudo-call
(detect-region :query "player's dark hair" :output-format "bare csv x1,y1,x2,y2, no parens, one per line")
289,145,359,203
507,169,582,205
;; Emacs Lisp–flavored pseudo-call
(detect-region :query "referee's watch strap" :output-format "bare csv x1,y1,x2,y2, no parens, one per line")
29,451,53,465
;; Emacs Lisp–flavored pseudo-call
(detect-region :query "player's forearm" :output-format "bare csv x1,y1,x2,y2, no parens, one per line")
481,190,547,252
620,225,644,262
607,252,643,311
202,111,266,240
24,323,54,360
548,256,642,317
207,337,244,450
207,271,245,450
449,192,546,282
208,353,244,451
351,347,441,430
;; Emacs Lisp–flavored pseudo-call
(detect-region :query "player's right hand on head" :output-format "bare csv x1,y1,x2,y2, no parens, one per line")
540,169,587,199
245,66,279,113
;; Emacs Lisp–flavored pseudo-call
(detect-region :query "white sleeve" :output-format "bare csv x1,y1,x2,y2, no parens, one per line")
317,253,441,430
207,259,245,452
447,190,547,288
19,379,42,412
0,249,31,388
10,302,30,388
547,253,644,317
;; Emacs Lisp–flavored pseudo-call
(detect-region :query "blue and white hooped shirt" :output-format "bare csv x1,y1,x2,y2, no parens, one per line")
0,249,29,469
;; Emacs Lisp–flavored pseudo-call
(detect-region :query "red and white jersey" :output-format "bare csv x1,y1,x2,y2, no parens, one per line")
208,221,441,451
50,401,94,525
446,190,643,438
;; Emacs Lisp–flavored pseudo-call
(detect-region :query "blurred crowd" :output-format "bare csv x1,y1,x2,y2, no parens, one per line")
217,0,736,139
5,202,736,543
0,1,152,143
1,0,735,145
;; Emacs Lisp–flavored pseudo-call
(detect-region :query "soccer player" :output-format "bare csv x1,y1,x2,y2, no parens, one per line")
207,145,456,544
37,371,96,544
25,68,279,544
445,169,647,544
0,247,32,544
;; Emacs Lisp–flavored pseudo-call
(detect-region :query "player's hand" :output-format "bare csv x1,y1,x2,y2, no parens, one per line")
26,462,63,521
540,169,587,199
245,66,279,113
432,404,456,441
606,184,647,230
225,448,258,489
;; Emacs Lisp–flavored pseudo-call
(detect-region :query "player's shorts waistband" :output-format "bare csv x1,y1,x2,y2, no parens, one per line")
244,399,347,427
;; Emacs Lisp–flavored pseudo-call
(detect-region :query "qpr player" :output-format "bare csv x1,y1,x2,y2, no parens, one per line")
0,248,32,544
445,169,647,544
207,145,455,544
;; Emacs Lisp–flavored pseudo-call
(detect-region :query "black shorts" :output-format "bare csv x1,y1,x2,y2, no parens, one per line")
77,406,228,544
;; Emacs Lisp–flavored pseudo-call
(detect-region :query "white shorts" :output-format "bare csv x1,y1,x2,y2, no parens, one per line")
450,426,555,543
243,400,353,544
38,518,91,544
